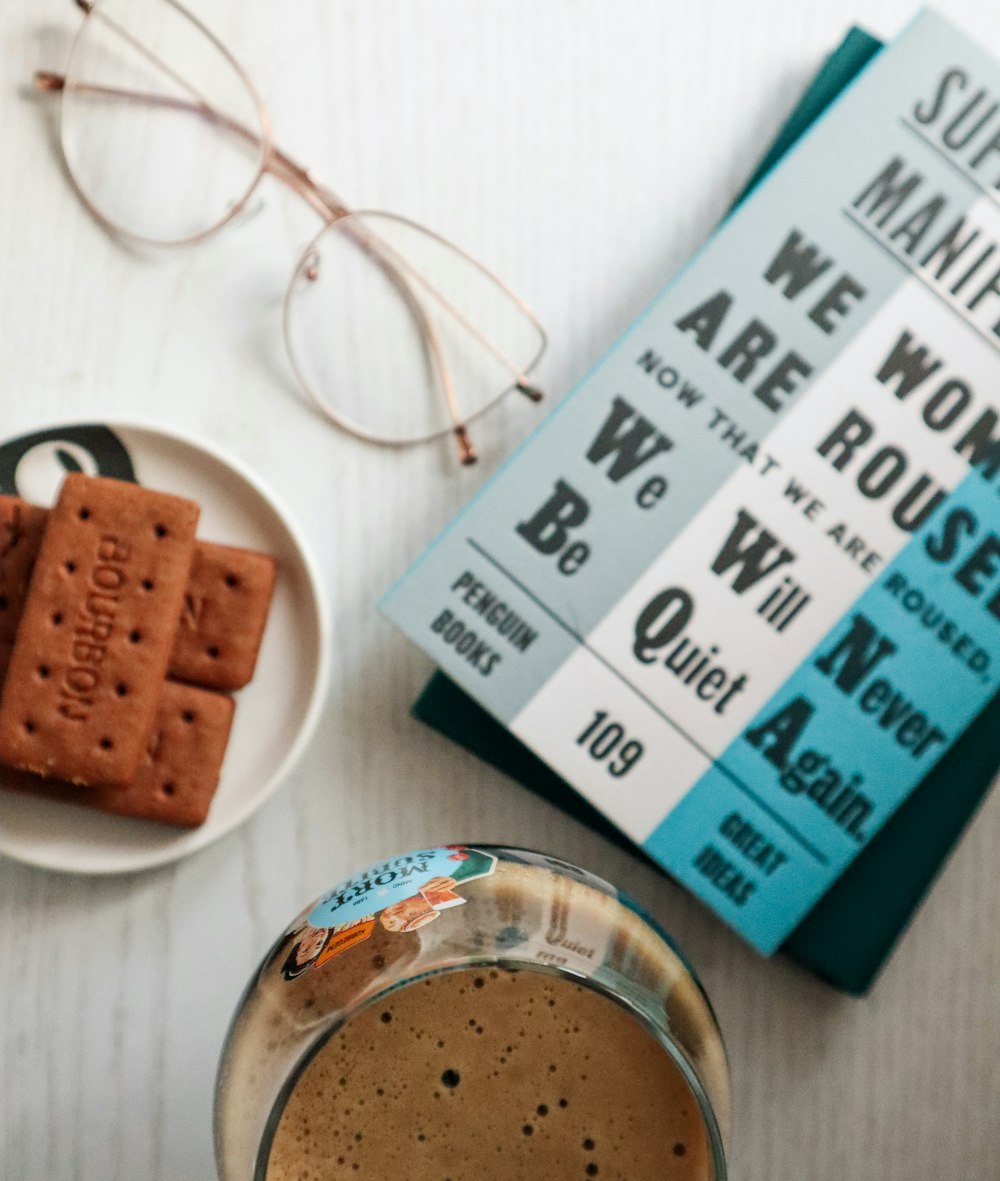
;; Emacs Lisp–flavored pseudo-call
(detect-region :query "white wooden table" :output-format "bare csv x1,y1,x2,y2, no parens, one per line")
2,2,999,1178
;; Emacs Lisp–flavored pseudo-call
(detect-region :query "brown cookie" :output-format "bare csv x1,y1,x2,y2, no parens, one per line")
169,542,277,690
0,497,50,643
1,680,235,827
0,500,277,692
0,474,199,787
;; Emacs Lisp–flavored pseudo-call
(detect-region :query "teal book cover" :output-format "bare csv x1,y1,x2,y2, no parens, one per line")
394,21,1000,991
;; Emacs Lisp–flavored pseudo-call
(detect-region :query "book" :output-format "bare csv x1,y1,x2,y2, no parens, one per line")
383,13,1000,989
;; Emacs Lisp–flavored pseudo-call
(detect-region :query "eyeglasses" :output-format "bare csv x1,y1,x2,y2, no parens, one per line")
35,0,548,464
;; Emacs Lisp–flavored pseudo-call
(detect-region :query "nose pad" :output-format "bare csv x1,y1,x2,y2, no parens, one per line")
302,250,321,282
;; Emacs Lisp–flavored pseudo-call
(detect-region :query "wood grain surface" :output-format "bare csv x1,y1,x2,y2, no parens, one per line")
1,2,998,1178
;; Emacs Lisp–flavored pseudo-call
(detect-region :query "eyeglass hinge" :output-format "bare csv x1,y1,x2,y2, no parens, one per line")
75,0,95,14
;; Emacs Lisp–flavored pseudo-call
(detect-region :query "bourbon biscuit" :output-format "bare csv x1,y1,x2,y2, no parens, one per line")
0,500,276,691
1,681,235,827
0,497,49,643
169,542,277,690
0,474,199,787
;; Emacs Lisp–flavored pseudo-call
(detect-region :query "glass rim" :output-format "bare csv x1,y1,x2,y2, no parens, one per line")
281,208,549,447
58,0,274,249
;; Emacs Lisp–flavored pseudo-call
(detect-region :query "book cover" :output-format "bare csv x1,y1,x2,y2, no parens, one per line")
383,11,1000,975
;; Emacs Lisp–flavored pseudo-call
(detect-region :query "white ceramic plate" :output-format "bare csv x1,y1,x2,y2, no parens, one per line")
0,422,329,874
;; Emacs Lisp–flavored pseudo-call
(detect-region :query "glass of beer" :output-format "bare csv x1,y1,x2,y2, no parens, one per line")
214,845,731,1179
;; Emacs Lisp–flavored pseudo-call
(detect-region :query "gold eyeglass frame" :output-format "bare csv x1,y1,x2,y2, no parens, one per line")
36,0,548,464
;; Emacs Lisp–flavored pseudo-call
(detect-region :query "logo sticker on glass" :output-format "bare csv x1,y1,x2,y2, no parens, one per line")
279,846,498,982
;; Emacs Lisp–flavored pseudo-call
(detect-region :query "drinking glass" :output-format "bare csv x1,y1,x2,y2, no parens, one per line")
214,845,731,1179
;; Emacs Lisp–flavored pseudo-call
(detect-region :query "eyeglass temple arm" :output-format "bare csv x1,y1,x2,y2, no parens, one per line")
35,74,543,393
64,2,546,444
35,72,478,463
33,71,347,225
33,70,542,460
42,16,545,396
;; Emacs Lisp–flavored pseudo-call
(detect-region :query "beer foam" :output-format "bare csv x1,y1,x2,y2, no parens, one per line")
265,966,710,1180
